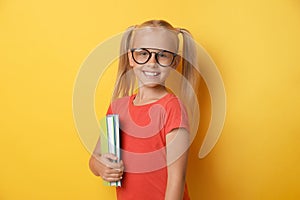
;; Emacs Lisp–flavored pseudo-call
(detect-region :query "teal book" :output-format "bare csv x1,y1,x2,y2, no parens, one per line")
99,114,121,187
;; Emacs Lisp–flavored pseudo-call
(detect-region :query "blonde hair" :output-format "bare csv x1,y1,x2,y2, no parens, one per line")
112,20,199,104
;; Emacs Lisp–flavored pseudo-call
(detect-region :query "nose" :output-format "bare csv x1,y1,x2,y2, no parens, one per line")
148,52,158,66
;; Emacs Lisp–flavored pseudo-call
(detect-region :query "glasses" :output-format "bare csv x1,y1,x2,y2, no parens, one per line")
130,48,177,67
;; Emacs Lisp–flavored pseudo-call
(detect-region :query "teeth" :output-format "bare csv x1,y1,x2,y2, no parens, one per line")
144,71,159,76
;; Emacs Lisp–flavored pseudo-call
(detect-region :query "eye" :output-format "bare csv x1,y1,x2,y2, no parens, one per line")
134,49,148,57
139,51,148,56
158,53,167,58
158,52,171,58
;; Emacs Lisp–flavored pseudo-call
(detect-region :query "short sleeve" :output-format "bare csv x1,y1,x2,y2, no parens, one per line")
106,104,112,115
164,97,189,134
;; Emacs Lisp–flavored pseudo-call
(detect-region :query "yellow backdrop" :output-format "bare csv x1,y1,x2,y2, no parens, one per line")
1,0,300,199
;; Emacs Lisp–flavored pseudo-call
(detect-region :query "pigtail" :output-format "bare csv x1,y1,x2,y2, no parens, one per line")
179,28,200,105
112,26,136,100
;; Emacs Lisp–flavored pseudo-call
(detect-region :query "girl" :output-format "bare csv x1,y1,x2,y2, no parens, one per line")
89,20,199,200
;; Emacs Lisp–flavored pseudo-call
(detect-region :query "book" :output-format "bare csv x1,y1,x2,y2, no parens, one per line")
99,114,121,187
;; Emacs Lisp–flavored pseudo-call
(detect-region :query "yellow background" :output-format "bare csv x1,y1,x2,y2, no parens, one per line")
1,0,300,199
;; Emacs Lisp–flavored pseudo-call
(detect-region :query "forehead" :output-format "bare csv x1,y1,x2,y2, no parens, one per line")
132,27,179,52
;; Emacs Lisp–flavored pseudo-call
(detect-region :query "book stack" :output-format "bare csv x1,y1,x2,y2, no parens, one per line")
99,114,121,187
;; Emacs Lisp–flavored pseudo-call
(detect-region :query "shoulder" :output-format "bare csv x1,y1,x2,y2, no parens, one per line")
163,93,186,110
162,94,190,133
109,95,134,113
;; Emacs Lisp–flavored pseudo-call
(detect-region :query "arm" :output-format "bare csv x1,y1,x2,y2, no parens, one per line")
89,138,124,182
165,128,189,200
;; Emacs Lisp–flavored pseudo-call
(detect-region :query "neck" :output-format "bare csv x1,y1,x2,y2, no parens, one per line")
134,85,168,105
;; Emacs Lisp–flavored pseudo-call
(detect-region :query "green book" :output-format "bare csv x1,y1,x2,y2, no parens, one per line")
99,114,121,187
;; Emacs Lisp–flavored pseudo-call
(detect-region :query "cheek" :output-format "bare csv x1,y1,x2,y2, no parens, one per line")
160,68,172,78
132,66,142,75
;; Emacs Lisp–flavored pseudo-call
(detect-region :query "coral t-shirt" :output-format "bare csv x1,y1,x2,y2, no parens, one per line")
107,93,190,200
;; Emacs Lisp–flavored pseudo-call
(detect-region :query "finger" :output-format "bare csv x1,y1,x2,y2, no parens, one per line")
99,157,117,168
100,155,122,168
113,160,124,174
105,161,124,171
114,168,122,173
105,173,123,179
102,171,123,181
104,161,123,170
102,176,123,182
110,159,124,170
104,168,123,176
119,160,124,170
102,153,118,161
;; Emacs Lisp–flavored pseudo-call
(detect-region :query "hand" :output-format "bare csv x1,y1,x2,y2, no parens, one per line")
90,153,124,182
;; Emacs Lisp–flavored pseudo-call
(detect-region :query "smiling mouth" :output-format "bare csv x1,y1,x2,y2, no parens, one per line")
143,71,161,77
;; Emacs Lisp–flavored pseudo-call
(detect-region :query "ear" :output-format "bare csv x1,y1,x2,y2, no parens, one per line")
128,50,134,67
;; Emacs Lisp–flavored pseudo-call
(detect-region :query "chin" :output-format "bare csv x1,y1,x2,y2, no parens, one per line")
141,81,163,88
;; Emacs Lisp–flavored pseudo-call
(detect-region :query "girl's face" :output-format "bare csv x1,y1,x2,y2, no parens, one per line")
128,27,179,88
